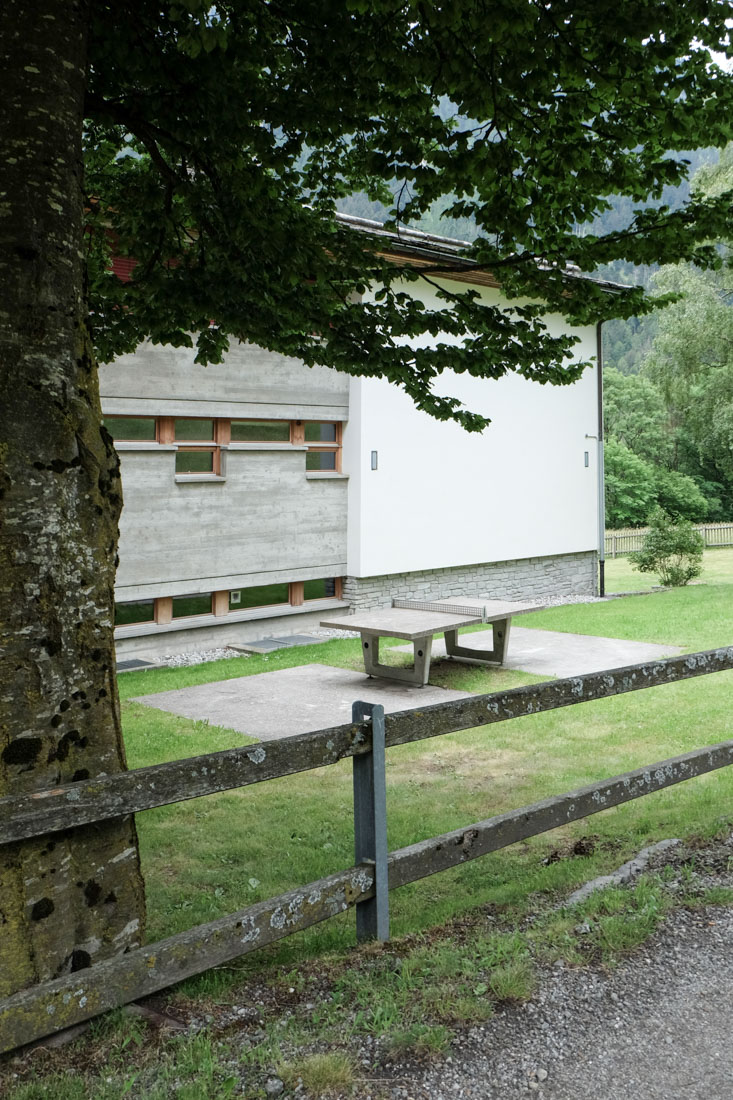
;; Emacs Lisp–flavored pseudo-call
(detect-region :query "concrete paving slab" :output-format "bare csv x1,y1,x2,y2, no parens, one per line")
393,626,682,678
231,638,289,653
132,663,472,741
229,633,324,654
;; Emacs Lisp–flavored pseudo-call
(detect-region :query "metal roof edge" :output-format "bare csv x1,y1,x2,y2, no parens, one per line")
334,211,630,294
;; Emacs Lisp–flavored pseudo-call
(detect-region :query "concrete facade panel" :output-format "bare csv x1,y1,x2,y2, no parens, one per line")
99,340,349,418
115,448,348,597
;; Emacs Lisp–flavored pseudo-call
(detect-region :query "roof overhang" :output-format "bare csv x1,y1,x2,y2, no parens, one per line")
336,212,627,295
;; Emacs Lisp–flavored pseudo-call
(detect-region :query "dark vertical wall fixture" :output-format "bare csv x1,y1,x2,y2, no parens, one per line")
596,322,606,597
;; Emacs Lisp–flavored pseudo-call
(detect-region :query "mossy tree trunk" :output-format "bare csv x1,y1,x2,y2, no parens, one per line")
0,0,145,997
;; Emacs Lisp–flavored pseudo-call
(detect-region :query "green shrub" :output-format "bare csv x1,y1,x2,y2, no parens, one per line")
629,507,704,586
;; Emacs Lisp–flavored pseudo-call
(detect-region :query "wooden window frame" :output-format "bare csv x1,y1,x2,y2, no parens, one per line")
113,416,342,475
300,421,342,472
115,578,344,631
171,418,228,476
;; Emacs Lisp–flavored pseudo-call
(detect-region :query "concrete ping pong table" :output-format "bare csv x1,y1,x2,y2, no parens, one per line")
320,597,543,686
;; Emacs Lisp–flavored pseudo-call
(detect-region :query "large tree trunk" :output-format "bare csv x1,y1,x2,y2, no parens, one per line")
0,0,145,997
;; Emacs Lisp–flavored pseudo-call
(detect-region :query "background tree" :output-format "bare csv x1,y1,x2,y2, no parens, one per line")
3,0,733,999
601,144,733,525
604,441,658,529
644,265,733,492
603,365,716,525
603,369,672,465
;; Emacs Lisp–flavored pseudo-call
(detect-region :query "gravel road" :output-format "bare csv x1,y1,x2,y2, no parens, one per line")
390,904,733,1100
239,843,733,1100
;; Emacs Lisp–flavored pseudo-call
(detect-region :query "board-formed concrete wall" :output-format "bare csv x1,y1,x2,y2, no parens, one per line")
100,342,351,657
114,448,347,600
113,604,345,661
100,339,350,420
100,341,350,603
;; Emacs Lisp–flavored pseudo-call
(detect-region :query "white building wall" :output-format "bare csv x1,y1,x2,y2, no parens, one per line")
343,280,599,579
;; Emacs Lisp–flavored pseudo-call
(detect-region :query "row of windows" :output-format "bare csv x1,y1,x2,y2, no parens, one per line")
115,578,342,627
104,417,342,474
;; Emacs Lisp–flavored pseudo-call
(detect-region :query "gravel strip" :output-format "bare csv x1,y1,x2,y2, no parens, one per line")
386,904,733,1100
161,647,248,667
168,842,733,1100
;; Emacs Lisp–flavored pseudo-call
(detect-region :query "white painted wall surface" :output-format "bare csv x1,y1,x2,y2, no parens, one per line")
343,280,600,578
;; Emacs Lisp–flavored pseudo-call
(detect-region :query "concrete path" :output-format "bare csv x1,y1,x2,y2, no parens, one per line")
394,626,681,678
133,631,683,739
132,663,472,740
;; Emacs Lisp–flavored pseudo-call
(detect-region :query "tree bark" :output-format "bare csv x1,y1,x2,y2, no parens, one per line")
0,0,145,996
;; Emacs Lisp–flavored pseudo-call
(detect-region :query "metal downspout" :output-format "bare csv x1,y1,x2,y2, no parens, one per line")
597,321,606,596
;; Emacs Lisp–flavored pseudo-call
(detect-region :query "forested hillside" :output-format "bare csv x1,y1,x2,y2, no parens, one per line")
602,147,733,526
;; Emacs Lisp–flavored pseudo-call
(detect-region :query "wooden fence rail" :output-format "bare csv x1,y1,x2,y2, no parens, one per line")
2,648,731,845
1,646,732,1053
605,522,733,557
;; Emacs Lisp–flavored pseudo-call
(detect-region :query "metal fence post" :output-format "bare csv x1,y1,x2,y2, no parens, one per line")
352,700,390,943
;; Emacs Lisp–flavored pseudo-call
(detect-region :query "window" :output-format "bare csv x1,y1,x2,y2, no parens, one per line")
304,578,340,600
172,593,213,618
303,422,341,471
106,416,343,475
104,417,156,441
231,420,290,442
234,583,290,609
115,578,342,630
114,599,155,625
173,419,221,475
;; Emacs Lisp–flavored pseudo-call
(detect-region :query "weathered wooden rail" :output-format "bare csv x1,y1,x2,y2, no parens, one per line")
1,646,731,1053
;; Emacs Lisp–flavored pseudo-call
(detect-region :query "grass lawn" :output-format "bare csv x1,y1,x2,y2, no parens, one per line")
3,564,732,1098
602,545,733,594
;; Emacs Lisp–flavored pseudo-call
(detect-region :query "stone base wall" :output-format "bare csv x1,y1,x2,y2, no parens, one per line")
342,551,598,611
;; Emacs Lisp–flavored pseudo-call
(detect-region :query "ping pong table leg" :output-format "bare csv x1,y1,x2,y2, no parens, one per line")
492,617,511,663
444,617,512,666
361,633,433,686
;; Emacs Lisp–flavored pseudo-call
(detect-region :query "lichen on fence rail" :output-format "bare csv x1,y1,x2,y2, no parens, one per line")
0,864,376,1054
2,647,732,848
3,735,733,1053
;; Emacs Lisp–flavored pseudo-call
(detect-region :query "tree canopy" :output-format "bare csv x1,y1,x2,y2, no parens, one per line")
3,0,733,1009
86,0,733,429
